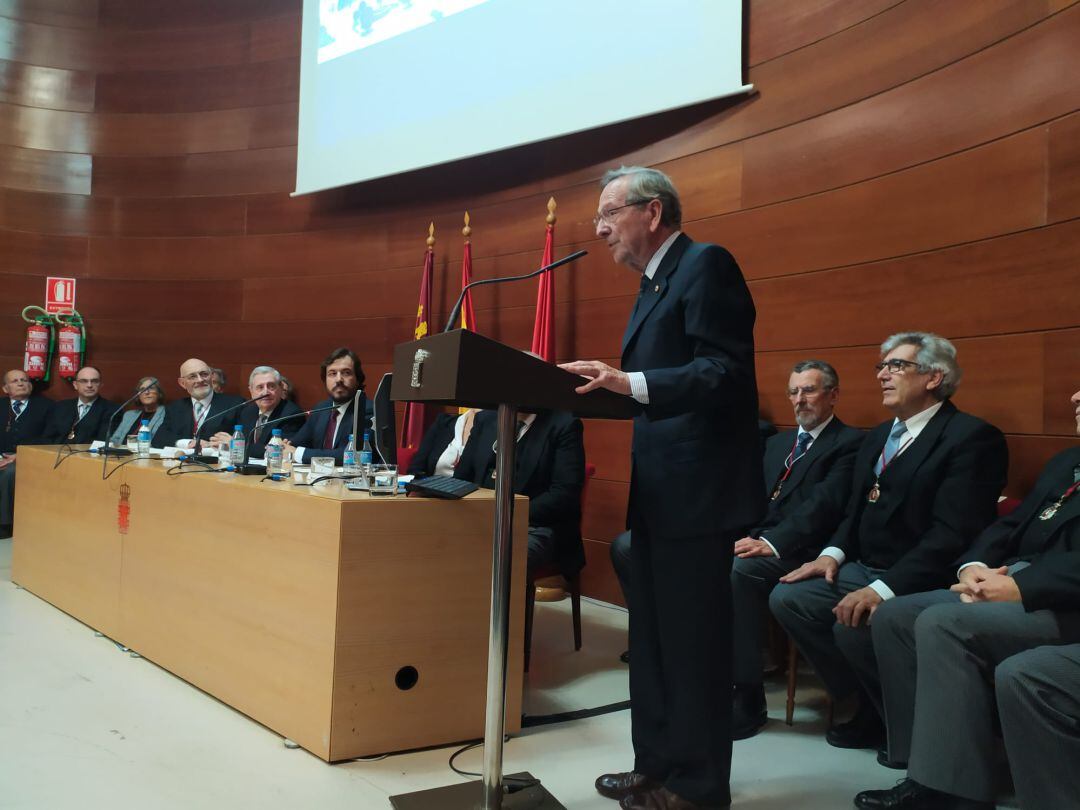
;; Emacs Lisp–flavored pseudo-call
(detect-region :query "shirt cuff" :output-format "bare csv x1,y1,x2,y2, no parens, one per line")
759,537,780,559
820,546,846,565
293,447,307,464
628,372,649,404
868,579,896,601
957,561,989,578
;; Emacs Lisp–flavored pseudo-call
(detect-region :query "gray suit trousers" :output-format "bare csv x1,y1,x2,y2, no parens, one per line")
997,643,1080,810
731,555,801,684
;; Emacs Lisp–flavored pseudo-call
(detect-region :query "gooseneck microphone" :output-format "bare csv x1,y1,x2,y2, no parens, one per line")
233,403,339,475
187,393,273,464
442,249,588,333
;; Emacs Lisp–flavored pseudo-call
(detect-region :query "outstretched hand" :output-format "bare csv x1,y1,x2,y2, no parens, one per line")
558,360,631,396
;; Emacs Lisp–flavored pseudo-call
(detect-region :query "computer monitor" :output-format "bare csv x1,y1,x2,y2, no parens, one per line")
371,372,396,465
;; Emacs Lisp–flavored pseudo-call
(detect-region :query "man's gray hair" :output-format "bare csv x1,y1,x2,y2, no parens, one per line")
880,332,962,399
791,359,839,390
600,165,682,229
248,365,281,388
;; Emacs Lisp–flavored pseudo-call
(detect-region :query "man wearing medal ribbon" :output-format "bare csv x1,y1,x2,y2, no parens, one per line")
729,359,864,740
854,386,1080,810
770,333,1007,754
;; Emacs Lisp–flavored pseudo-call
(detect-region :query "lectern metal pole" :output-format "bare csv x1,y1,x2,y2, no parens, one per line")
482,403,518,809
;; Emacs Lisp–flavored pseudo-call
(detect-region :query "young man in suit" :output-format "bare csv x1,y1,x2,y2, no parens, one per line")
853,386,1080,810
770,333,1008,753
730,360,864,739
285,347,368,465
0,369,54,538
42,366,116,445
152,358,245,449
562,166,762,810
454,408,585,578
206,366,304,459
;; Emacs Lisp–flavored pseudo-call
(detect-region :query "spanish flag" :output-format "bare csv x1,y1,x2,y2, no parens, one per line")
530,198,557,363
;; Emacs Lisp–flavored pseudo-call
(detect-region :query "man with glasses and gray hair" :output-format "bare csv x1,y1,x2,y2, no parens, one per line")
730,359,864,739
562,165,761,810
207,366,305,459
770,332,1007,758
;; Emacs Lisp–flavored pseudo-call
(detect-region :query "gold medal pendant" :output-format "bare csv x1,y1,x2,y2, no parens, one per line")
868,483,881,503
1038,504,1060,521
770,484,782,501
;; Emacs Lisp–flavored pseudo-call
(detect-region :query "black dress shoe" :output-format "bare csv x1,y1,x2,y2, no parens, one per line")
731,683,767,740
854,778,940,809
827,706,885,749
876,747,907,770
619,785,729,809
620,649,630,664
595,771,658,800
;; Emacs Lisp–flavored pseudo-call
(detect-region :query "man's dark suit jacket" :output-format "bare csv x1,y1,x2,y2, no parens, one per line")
152,393,246,448
289,396,369,464
622,233,763,540
455,409,586,576
42,397,117,444
1,396,54,453
407,412,458,477
238,400,306,459
832,399,1008,596
752,417,865,560
959,446,1080,613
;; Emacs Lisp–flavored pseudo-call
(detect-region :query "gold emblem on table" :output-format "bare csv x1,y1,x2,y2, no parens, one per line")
118,483,131,534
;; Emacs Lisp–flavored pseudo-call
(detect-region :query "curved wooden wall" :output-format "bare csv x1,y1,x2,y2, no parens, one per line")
1,0,1077,603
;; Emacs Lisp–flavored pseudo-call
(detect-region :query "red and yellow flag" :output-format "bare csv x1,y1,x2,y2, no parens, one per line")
400,224,435,449
530,198,557,363
460,212,477,331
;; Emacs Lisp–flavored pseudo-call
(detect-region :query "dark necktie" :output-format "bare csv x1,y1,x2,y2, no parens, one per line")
322,408,339,449
12,400,24,418
792,431,813,464
254,413,268,443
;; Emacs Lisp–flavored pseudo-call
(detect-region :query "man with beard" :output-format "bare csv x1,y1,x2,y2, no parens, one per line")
152,358,245,449
285,347,368,465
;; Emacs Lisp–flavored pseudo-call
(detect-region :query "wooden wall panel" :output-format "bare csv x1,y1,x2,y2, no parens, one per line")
0,0,1077,606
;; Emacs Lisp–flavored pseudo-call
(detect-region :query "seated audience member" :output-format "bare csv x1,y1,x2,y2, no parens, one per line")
109,376,166,445
731,360,864,738
407,408,480,477
285,347,368,465
454,408,585,578
210,367,226,394
209,366,304,459
856,386,1080,810
152,359,245,449
1,370,54,538
769,332,1007,751
279,374,296,403
42,366,116,445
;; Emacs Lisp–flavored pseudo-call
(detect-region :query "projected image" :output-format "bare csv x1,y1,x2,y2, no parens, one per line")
318,0,489,63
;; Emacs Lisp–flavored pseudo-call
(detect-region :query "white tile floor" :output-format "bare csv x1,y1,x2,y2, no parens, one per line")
0,537,1006,809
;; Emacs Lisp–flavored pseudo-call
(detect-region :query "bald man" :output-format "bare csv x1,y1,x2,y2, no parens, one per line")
152,358,244,449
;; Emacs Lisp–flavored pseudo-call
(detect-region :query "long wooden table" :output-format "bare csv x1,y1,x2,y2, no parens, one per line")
10,445,526,762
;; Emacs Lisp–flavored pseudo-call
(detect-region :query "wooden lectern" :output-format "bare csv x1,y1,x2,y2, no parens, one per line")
389,330,638,810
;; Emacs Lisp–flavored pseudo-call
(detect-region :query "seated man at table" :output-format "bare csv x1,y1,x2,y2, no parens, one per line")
152,358,245,449
854,385,1080,810
731,359,864,739
769,332,1008,751
407,408,481,478
42,366,116,445
206,366,305,459
285,347,369,465
1,369,54,538
454,408,585,578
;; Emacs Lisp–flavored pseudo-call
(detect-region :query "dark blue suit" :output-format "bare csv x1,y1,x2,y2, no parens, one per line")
289,396,369,464
622,233,762,806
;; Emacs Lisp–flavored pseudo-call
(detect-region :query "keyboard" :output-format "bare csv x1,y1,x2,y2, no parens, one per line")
405,475,479,499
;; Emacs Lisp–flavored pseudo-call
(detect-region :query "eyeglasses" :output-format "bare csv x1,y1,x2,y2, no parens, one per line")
786,385,831,398
75,378,100,385
183,370,212,382
874,359,922,374
592,199,654,227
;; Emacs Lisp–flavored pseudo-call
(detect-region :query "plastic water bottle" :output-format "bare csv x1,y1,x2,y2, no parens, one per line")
360,431,374,476
343,434,361,477
266,429,285,474
136,420,151,459
229,424,246,466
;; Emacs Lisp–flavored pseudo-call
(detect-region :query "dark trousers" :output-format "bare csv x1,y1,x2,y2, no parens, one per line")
0,463,15,527
768,561,884,712
629,520,734,807
730,555,801,684
611,530,631,604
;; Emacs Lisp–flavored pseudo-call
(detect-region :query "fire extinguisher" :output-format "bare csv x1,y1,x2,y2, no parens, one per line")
20,306,55,382
55,310,86,381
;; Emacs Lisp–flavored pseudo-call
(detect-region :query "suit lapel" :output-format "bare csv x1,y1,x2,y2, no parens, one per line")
763,432,792,496
778,422,838,502
876,401,956,519
513,413,548,492
620,234,689,356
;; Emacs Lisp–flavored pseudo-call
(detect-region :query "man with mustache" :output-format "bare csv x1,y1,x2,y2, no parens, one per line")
770,333,1008,754
152,358,245,449
1,369,54,538
285,347,368,465
853,386,1080,810
730,359,864,739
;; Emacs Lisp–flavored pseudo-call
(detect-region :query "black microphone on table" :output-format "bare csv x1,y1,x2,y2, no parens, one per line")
233,403,340,475
442,249,588,333
186,394,273,465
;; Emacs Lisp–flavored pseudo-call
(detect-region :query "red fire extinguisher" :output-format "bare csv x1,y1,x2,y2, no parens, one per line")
55,311,86,381
20,306,54,382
